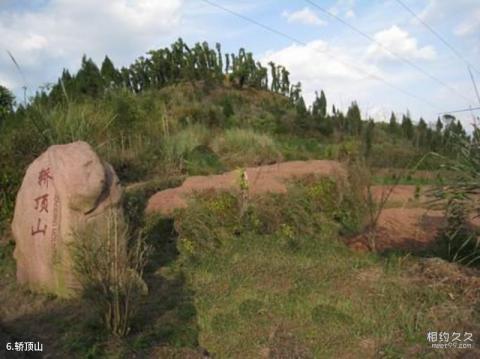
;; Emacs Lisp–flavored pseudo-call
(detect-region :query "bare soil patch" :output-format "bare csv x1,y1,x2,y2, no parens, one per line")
146,160,344,215
146,161,452,253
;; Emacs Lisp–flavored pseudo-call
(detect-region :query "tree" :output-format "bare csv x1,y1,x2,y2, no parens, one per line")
215,43,223,78
364,119,375,158
225,53,230,74
312,90,327,119
101,56,122,87
269,62,277,92
0,85,14,123
401,112,414,140
295,96,308,117
280,67,290,95
346,101,362,136
76,55,104,97
312,90,331,135
435,117,443,133
415,117,428,148
388,112,399,136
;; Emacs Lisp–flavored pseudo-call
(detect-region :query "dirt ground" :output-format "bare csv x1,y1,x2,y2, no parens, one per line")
146,160,345,215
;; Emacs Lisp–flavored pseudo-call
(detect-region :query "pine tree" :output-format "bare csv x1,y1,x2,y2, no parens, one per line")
0,85,14,124
388,112,398,136
346,101,362,136
101,56,121,87
415,117,427,148
75,55,104,97
319,90,327,119
296,96,307,117
435,117,443,133
364,119,375,158
401,113,414,140
311,90,331,135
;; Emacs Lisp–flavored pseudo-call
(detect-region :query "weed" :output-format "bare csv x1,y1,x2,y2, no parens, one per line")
70,210,149,337
211,128,282,167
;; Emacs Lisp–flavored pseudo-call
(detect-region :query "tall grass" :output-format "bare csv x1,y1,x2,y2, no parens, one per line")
211,128,282,167
28,101,115,146
163,124,210,158
70,210,149,337
431,130,480,266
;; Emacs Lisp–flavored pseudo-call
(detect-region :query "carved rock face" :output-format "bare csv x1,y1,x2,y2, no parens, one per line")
11,141,122,297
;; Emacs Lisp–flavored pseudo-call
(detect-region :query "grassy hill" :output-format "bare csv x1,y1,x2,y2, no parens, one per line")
0,40,479,357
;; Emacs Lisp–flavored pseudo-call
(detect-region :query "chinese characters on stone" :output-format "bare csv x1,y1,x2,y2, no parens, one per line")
31,168,53,237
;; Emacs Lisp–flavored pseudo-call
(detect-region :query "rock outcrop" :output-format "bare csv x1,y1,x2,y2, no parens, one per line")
11,141,122,297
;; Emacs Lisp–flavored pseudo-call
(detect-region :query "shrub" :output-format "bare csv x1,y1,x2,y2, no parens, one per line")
220,95,234,118
435,201,480,266
175,176,366,260
70,210,149,337
211,128,282,167
162,124,211,172
430,129,480,267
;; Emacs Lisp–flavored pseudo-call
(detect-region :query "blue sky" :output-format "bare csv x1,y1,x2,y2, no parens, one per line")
1,0,479,127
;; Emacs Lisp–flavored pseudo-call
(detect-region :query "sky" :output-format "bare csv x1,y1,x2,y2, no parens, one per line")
1,0,479,128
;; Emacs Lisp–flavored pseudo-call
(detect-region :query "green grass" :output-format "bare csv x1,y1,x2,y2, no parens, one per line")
0,241,15,278
1,177,478,357
180,232,453,357
211,128,282,167
169,179,478,358
277,136,332,161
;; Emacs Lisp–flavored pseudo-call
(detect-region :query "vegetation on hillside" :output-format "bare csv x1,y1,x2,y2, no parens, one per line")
0,39,469,234
1,39,479,357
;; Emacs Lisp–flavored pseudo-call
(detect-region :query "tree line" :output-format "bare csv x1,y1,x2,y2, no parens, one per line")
28,38,297,108
0,38,471,158
286,88,470,159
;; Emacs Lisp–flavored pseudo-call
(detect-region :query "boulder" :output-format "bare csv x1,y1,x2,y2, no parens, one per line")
11,141,122,297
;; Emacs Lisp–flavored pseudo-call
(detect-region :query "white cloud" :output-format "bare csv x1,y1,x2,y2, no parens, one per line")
418,0,480,39
329,0,356,19
367,25,436,61
0,0,183,93
261,39,386,114
345,9,355,19
282,7,326,26
454,9,480,36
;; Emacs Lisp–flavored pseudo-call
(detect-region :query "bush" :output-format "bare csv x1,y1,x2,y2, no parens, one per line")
430,129,480,267
174,176,366,260
434,202,480,266
162,124,211,172
70,210,149,337
220,95,234,119
211,128,282,167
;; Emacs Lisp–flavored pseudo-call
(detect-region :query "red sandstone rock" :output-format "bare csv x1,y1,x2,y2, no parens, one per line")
11,141,122,297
